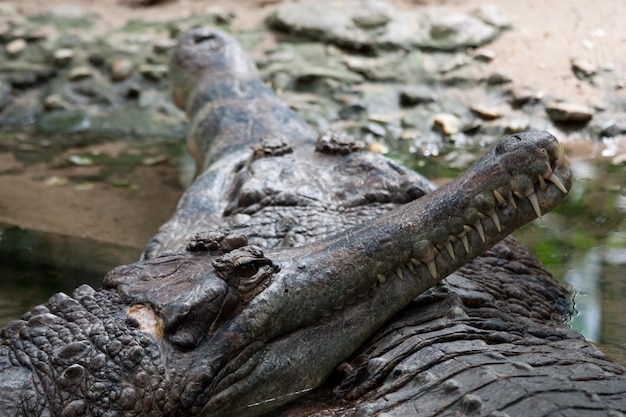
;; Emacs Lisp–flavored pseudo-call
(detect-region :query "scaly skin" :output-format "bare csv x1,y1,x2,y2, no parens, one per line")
0,27,623,417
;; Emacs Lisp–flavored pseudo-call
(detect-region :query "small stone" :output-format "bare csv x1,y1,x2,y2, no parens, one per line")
6,38,26,56
503,118,530,134
472,4,511,28
509,85,538,107
571,58,596,79
352,9,391,28
470,104,502,120
399,87,436,106
53,49,74,67
473,48,496,62
601,120,626,137
432,113,460,135
111,59,135,81
139,63,168,81
545,102,594,123
486,71,512,85
68,66,93,80
368,141,388,154
44,94,72,111
152,38,177,55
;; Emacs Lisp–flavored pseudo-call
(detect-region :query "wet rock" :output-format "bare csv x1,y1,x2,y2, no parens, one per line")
432,113,460,135
545,102,594,123
268,0,506,51
6,38,26,56
399,86,436,106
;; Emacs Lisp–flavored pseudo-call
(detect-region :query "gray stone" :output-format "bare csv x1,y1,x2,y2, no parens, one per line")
268,0,506,52
415,10,501,51
399,86,436,106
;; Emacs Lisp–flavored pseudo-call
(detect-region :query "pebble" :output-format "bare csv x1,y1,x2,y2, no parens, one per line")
432,113,460,135
6,38,26,56
486,71,512,85
571,58,596,79
152,38,177,55
469,104,502,120
399,87,436,106
111,59,135,81
69,66,93,81
545,102,594,123
44,94,72,111
508,85,538,107
601,120,626,137
138,63,169,81
473,48,496,62
54,49,75,67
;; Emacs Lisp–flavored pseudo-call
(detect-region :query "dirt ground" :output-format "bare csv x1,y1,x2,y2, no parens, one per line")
3,0,626,250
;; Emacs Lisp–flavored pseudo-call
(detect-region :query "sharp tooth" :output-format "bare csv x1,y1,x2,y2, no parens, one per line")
514,191,524,199
377,274,386,284
546,173,568,193
426,260,438,279
475,222,485,242
493,190,506,204
410,258,420,266
557,143,571,167
509,196,517,209
407,262,415,272
527,191,542,218
461,235,469,253
396,268,404,280
538,175,546,188
445,241,455,260
490,212,502,232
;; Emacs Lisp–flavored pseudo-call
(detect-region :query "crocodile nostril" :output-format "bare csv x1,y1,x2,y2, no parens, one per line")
192,31,219,45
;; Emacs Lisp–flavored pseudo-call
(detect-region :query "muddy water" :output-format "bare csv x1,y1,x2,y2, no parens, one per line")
0,137,625,366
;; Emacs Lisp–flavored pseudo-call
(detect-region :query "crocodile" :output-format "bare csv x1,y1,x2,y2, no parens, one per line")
0,27,624,417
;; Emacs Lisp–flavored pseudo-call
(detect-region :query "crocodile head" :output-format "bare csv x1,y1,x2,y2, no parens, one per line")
104,130,572,416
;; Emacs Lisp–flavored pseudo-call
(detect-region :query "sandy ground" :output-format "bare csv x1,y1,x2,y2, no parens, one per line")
2,0,626,250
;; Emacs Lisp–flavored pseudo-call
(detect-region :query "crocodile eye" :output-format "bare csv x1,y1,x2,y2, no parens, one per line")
235,262,259,279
